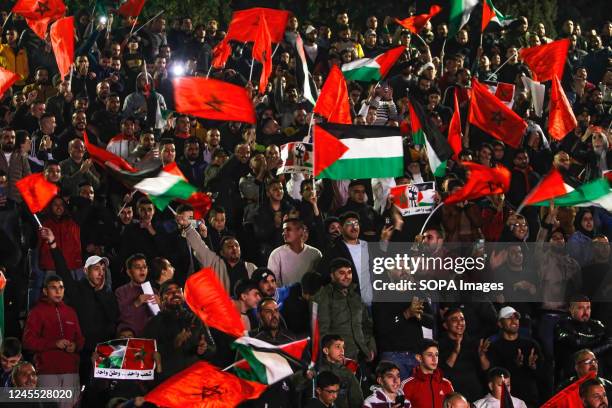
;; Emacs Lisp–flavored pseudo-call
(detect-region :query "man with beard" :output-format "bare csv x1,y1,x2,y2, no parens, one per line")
39,227,118,389
557,349,612,395
180,213,251,293
486,307,549,406
143,280,215,384
89,80,112,115
54,110,89,161
22,67,57,103
0,127,31,203
13,93,47,135
177,137,206,187
60,139,100,198
122,72,167,132
90,92,122,146
555,296,610,383
580,379,609,408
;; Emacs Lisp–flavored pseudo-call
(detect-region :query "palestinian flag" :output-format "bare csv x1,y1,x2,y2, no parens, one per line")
314,123,403,180
519,168,574,210
482,0,515,31
108,164,197,210
295,33,316,106
500,378,514,408
448,0,479,37
231,337,308,384
525,178,612,211
341,46,405,82
408,98,453,177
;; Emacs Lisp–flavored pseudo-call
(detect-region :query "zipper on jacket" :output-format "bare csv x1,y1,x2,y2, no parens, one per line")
55,305,65,338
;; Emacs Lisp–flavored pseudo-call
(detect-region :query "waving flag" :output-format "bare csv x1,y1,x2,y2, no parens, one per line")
548,75,577,141
519,168,573,209
314,65,352,124
12,0,66,39
341,46,405,82
225,8,290,43
185,268,245,339
527,178,612,211
232,337,308,384
172,77,256,124
469,79,527,148
252,13,272,94
295,34,316,105
482,0,515,31
145,361,266,408
448,92,462,160
395,5,442,34
50,16,74,79
211,39,232,69
0,67,20,97
541,372,597,408
84,132,137,173
448,0,478,37
519,39,570,82
117,0,146,18
314,123,403,179
16,173,58,213
444,162,511,205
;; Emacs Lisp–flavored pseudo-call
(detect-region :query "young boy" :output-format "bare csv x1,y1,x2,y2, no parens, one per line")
318,334,363,408
1,337,22,386
363,361,411,407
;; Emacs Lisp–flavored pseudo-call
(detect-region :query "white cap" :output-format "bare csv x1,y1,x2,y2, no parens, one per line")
304,25,316,35
498,306,521,320
84,255,109,269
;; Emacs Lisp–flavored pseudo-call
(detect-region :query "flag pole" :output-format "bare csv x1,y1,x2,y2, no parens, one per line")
487,50,518,81
128,17,138,38
249,58,255,82
271,43,281,58
419,202,444,235
68,64,74,90
479,33,484,48
33,213,43,229
133,10,166,35
440,38,447,67
206,64,214,78
1,12,13,33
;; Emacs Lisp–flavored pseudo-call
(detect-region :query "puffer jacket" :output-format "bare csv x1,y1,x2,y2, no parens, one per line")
23,297,84,374
313,282,376,360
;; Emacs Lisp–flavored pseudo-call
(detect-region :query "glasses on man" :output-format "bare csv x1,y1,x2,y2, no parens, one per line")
344,220,359,227
578,358,598,365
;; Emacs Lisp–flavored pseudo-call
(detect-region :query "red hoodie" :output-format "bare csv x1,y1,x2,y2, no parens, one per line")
402,367,454,408
23,298,84,374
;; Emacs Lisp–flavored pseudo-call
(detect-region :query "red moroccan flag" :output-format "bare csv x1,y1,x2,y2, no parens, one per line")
50,16,74,79
519,39,570,82
314,65,351,124
448,92,462,160
225,8,290,43
444,162,511,205
145,361,267,408
83,132,137,172
469,79,527,148
0,67,19,97
16,173,58,213
185,268,246,339
395,5,442,34
172,77,256,124
179,192,212,220
211,39,233,69
549,74,577,141
541,371,596,408
12,0,66,39
117,0,146,18
252,13,272,94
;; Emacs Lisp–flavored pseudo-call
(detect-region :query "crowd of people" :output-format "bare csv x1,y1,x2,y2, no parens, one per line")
0,2,611,408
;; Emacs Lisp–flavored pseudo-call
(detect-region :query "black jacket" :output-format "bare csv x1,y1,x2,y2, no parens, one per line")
50,247,118,351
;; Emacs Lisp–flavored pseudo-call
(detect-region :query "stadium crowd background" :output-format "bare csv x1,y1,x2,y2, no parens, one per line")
0,0,611,407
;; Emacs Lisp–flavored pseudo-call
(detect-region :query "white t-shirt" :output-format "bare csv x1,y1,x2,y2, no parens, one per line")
267,244,322,287
346,241,372,305
474,394,527,408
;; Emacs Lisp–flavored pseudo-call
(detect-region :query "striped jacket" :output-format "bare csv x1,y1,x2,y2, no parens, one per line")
363,388,411,408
